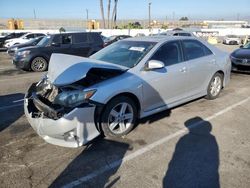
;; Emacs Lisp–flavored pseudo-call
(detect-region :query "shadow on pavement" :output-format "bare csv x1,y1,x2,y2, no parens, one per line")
163,117,220,188
0,93,25,132
139,109,171,125
49,138,132,188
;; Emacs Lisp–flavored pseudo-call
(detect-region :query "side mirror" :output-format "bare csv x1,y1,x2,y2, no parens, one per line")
145,60,165,71
51,42,60,47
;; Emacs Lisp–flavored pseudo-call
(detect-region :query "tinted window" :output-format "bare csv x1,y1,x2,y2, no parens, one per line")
26,34,35,39
151,41,182,66
36,33,45,37
52,35,61,43
62,35,72,44
178,33,191,36
73,33,88,43
38,36,52,46
203,45,213,55
183,40,207,60
89,33,103,44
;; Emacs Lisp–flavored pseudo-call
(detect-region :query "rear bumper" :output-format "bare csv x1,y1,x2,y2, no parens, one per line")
24,84,100,148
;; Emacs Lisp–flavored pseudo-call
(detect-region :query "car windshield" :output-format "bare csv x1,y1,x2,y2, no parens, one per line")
104,36,116,42
91,40,156,68
37,36,51,46
242,42,250,49
227,35,237,38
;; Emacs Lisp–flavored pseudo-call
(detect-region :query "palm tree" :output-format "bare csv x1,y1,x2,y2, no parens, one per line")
100,0,106,28
107,0,111,29
111,0,118,28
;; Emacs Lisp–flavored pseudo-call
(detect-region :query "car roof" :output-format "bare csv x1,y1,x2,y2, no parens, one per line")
53,32,100,36
124,36,197,43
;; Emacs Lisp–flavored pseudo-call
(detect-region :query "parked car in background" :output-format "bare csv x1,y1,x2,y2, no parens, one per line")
160,31,194,37
104,35,131,46
24,36,231,147
4,33,46,48
13,32,103,72
7,36,44,56
230,42,250,72
223,35,240,45
0,32,27,48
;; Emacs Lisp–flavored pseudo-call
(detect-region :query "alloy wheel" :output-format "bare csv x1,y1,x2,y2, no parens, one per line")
108,102,134,134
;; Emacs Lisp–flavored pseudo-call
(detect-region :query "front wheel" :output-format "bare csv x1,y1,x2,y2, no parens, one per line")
31,57,48,72
100,96,138,138
205,73,223,100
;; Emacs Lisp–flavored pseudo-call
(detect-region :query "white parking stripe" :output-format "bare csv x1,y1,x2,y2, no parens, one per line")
12,99,24,103
62,96,250,188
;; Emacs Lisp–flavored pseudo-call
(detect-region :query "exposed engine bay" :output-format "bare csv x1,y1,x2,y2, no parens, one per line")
26,68,125,120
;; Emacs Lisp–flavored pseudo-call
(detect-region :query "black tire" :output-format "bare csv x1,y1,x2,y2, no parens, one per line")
205,73,223,100
100,96,138,138
31,57,48,72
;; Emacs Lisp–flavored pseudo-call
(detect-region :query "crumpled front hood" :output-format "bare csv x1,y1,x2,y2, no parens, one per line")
47,53,128,86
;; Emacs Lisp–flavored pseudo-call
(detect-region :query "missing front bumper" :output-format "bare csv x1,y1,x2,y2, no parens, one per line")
24,84,100,148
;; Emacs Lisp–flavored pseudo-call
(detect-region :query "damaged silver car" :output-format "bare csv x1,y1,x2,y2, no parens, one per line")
24,37,231,147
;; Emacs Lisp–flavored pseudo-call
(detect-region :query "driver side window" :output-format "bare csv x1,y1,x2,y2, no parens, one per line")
151,41,182,66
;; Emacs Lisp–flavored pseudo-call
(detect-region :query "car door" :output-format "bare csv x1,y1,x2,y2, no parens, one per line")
142,40,188,112
181,39,214,97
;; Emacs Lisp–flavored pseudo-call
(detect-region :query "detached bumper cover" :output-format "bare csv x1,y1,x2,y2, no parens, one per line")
24,85,100,148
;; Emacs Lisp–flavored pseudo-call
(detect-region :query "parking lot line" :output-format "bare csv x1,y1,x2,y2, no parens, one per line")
62,96,250,188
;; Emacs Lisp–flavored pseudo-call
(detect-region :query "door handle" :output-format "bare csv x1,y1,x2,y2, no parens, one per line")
180,67,187,73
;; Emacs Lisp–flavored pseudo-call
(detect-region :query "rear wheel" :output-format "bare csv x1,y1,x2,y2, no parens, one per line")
100,96,138,138
205,73,223,100
31,57,48,72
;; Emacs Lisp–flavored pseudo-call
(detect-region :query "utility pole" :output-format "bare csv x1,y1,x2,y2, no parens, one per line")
86,9,89,29
33,9,36,19
148,2,151,31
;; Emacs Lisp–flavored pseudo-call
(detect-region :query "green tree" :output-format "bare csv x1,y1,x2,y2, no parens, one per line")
59,27,66,33
179,17,189,21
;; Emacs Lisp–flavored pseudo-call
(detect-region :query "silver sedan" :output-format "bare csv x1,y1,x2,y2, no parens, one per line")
24,36,231,147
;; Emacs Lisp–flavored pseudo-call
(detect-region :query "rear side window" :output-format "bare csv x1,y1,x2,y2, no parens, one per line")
73,33,88,43
178,33,191,36
151,41,182,66
62,35,72,44
182,40,212,60
89,33,103,44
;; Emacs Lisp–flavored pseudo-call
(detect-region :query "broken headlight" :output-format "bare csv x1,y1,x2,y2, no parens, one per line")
53,89,96,107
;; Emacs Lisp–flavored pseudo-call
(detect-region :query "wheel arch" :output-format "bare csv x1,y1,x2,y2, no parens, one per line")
94,92,141,132
216,70,225,87
30,55,49,70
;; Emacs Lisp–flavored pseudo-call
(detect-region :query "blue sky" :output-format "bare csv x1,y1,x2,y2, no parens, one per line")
0,0,250,20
